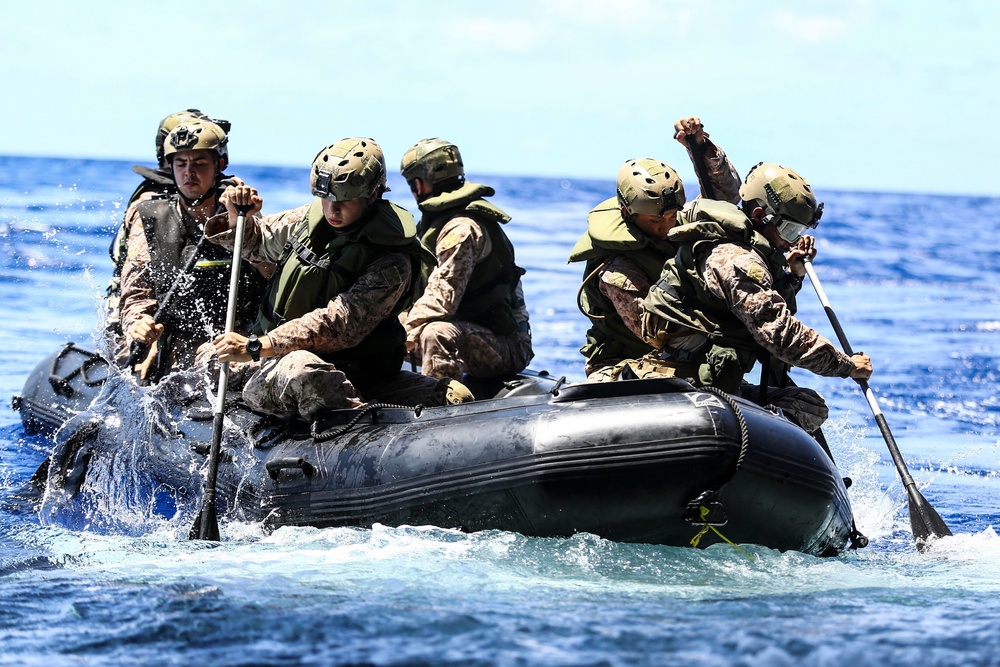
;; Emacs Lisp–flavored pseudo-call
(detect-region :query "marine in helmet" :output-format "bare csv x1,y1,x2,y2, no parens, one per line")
567,117,742,381
118,119,269,382
205,138,473,420
103,109,232,344
399,138,533,383
639,162,872,431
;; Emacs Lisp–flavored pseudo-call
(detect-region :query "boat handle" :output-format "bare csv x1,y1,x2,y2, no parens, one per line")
266,457,315,480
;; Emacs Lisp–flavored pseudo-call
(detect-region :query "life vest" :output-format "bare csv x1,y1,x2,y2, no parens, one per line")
417,182,525,336
105,172,234,335
568,197,675,370
642,199,800,392
136,194,266,341
257,198,435,381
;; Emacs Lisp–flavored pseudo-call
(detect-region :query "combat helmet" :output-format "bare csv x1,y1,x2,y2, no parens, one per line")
616,158,685,218
400,138,464,186
155,109,231,168
310,137,388,202
162,119,229,171
739,162,823,242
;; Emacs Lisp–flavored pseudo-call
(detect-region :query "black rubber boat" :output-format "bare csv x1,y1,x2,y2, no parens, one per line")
13,342,864,556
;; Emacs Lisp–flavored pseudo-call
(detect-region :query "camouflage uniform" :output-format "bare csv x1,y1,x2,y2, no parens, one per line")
209,203,463,421
638,201,852,430
643,241,854,377
571,141,740,378
404,215,532,381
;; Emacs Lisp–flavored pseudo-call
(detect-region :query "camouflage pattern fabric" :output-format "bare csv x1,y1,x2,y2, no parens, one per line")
209,204,408,358
404,215,532,380
642,242,855,378
205,203,474,418
683,140,742,205
584,142,741,379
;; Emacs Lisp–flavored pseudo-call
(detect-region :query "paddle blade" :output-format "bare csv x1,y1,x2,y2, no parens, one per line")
907,486,953,552
189,504,220,542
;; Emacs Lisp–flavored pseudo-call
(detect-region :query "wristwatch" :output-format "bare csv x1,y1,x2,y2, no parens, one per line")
246,334,262,362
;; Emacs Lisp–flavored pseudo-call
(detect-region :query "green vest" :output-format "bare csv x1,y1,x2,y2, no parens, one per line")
256,198,435,381
137,195,266,337
643,199,799,392
417,182,525,336
567,197,675,369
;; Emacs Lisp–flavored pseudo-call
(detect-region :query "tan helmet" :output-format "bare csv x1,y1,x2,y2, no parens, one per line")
162,119,229,171
400,138,464,186
155,109,231,167
616,158,685,218
310,137,388,202
739,162,823,241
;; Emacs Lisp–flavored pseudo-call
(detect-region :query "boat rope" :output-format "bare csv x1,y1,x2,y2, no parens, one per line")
311,402,416,443
683,386,752,556
702,386,750,471
689,506,753,560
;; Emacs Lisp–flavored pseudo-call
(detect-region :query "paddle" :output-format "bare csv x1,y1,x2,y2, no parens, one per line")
125,235,209,370
189,203,251,541
803,257,952,550
685,134,716,201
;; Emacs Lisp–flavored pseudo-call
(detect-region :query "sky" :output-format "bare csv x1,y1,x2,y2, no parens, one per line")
2,0,998,197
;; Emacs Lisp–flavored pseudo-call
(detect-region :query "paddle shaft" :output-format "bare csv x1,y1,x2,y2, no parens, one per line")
191,205,249,541
685,134,716,201
803,257,951,546
125,235,209,369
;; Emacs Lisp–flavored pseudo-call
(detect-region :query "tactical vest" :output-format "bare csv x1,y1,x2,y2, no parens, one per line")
643,199,800,392
568,197,675,370
105,173,233,335
137,195,266,341
417,182,525,336
257,198,434,381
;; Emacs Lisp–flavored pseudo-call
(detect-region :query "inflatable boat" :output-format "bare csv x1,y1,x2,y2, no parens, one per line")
13,343,865,556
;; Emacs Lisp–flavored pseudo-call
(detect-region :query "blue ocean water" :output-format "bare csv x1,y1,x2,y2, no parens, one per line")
1,155,999,666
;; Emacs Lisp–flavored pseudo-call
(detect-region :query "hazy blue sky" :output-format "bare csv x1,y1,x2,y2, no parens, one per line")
2,1,997,196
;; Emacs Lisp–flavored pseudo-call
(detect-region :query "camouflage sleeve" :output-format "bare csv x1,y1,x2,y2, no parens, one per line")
702,244,856,377
685,139,741,205
207,203,309,265
267,252,412,357
118,204,158,341
403,216,488,342
597,254,653,340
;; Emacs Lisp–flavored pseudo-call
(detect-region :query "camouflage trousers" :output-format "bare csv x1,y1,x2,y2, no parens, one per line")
230,350,472,422
413,320,533,381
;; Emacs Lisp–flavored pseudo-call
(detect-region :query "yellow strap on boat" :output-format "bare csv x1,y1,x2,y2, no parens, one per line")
689,506,753,560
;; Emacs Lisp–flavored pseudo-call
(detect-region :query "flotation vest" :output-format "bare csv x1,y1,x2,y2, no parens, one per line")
417,182,525,336
136,194,266,340
105,172,234,335
567,197,675,370
642,199,800,392
256,198,435,381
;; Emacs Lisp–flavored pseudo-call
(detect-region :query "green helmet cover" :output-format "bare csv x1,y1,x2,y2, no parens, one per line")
616,158,685,217
739,162,822,228
163,119,229,170
400,138,464,185
311,137,388,202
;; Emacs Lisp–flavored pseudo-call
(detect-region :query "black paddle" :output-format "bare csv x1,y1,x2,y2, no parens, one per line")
685,133,716,201
189,203,251,541
803,257,952,550
124,235,208,370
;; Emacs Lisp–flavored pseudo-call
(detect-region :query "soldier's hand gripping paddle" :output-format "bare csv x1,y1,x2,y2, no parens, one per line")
189,203,250,541
803,257,952,551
